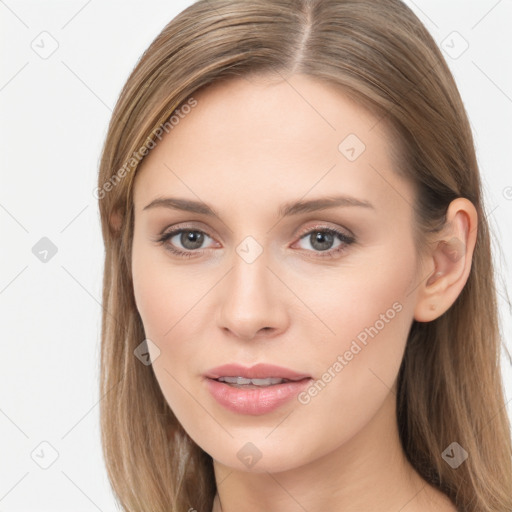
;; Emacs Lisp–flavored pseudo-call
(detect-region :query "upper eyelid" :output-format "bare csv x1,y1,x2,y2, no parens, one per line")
295,223,354,240
162,223,348,236
160,224,215,241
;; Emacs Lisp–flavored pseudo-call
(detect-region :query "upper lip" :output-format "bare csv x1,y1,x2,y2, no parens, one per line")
203,363,311,381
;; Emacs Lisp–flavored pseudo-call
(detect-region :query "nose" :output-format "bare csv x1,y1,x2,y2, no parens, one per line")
217,251,289,341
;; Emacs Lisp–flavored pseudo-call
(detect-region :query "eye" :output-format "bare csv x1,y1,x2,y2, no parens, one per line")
155,227,216,258
154,224,355,259
293,226,355,258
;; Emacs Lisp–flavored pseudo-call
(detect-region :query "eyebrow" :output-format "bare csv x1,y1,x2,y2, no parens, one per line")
142,194,375,217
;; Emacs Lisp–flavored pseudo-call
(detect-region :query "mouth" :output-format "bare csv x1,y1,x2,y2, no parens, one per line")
203,364,313,415
212,376,310,388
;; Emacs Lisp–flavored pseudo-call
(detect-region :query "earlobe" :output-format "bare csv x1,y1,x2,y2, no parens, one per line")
414,198,478,322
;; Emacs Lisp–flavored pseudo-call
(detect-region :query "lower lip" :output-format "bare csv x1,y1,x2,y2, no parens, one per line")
204,377,312,415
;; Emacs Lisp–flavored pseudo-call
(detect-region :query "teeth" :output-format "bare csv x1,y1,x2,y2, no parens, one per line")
217,376,287,386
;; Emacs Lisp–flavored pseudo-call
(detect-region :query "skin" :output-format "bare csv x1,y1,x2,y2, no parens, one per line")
129,73,476,512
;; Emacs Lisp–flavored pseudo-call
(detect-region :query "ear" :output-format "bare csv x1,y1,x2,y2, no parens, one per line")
414,198,478,322
109,208,123,233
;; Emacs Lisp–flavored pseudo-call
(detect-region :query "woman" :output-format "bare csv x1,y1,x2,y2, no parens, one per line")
96,0,512,511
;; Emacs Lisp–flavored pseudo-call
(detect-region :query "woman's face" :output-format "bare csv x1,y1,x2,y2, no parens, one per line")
131,73,423,473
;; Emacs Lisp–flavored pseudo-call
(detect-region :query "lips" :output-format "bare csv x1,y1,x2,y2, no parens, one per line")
203,363,311,382
203,364,312,415
202,363,313,414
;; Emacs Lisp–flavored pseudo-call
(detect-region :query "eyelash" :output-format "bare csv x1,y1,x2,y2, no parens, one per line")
154,225,355,260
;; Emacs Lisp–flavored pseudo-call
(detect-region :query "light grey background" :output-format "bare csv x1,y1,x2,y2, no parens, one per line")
1,1,511,510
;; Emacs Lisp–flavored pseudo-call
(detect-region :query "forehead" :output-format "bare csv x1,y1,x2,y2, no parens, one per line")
133,74,412,218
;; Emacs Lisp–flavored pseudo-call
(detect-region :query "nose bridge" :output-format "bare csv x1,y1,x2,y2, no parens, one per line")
231,246,271,300
217,239,287,339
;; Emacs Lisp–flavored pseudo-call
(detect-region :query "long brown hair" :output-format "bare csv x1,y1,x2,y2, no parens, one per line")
96,1,512,510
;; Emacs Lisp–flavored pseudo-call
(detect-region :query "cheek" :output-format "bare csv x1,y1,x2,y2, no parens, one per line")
295,238,416,343
337,250,415,364
132,240,190,337
132,252,168,337
274,253,416,462
131,240,215,374
301,243,417,408
131,244,206,417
